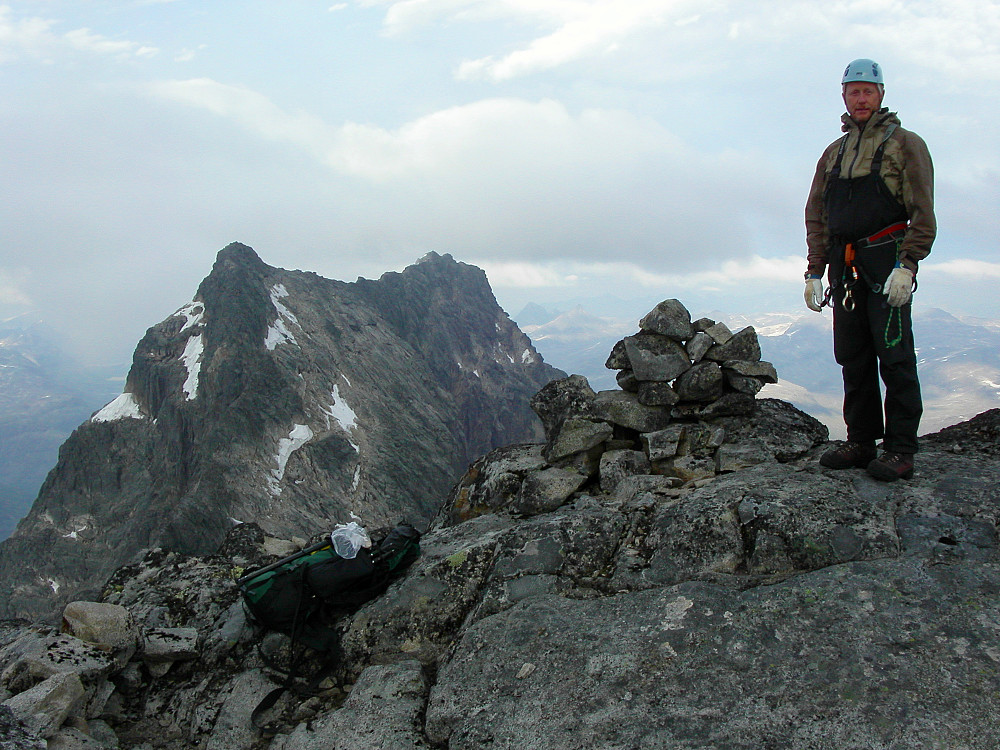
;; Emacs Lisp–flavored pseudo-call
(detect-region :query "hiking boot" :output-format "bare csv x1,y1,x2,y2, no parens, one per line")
819,441,877,470
866,452,914,482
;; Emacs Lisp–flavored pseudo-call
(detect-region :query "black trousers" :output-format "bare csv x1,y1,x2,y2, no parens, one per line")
832,286,922,454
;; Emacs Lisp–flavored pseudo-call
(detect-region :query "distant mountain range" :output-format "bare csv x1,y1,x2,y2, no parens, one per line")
515,303,1000,440
0,315,124,540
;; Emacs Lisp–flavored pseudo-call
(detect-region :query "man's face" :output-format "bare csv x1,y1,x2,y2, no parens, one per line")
843,82,884,124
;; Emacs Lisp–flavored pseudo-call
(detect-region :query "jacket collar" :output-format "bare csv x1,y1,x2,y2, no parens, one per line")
841,107,899,134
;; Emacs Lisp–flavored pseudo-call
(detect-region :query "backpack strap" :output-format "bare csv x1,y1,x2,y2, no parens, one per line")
869,121,897,175
828,133,850,182
250,566,322,736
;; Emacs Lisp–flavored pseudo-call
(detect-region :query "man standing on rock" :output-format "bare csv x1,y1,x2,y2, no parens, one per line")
804,59,936,481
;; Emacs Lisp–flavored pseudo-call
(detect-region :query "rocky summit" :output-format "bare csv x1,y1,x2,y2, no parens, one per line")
0,244,563,622
1,293,998,749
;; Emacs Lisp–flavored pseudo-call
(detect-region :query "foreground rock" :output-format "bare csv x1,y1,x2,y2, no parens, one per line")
2,406,998,749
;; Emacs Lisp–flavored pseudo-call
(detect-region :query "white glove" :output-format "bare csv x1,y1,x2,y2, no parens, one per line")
804,278,824,312
884,267,914,307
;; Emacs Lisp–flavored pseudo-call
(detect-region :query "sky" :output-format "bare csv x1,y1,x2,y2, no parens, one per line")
2,0,999,367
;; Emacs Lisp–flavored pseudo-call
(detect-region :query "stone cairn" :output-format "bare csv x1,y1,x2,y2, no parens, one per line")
530,299,777,489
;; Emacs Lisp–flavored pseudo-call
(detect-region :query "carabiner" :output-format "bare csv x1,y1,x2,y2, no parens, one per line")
820,285,834,308
842,288,856,312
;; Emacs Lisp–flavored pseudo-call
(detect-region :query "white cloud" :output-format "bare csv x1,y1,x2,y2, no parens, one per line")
922,259,1000,280
0,6,159,63
144,78,789,271
456,0,698,81
481,255,806,294
0,269,32,307
64,27,158,59
174,44,207,63
363,0,1000,85
146,80,669,181
477,261,579,289
364,0,710,80
146,78,334,157
0,5,58,61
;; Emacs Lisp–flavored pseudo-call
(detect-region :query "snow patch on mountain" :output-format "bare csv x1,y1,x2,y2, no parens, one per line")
265,284,299,350
62,524,87,540
269,423,314,495
181,334,204,399
92,392,144,422
326,384,358,435
175,301,205,333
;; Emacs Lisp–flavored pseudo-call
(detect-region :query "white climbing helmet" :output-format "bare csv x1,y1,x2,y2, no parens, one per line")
842,58,883,86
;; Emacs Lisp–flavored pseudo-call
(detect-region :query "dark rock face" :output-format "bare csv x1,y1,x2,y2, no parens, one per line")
0,245,562,622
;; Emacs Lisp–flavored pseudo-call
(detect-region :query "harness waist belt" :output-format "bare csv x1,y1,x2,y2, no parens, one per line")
855,221,908,248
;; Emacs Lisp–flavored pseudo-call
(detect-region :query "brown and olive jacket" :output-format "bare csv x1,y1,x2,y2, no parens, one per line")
805,108,936,278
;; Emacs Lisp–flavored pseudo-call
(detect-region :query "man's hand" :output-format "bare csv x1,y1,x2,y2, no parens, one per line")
804,278,824,312
884,267,914,307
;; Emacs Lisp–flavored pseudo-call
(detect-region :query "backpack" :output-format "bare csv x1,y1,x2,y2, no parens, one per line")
236,523,421,733
238,523,421,650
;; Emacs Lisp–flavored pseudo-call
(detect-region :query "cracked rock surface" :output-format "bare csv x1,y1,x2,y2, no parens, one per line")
2,407,996,749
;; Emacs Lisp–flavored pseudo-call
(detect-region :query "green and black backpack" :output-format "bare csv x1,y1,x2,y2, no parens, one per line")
236,523,421,732
237,523,421,650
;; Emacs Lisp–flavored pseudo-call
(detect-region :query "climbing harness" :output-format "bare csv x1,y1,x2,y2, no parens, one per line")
821,118,910,332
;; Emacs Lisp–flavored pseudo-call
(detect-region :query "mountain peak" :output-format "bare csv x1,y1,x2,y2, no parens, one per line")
0,245,563,621
215,241,268,270
416,250,455,265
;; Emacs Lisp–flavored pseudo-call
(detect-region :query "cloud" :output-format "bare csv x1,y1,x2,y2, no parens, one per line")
64,28,158,59
361,0,1000,86
145,78,334,152
0,6,158,63
922,259,1000,280
455,0,689,81
143,79,653,182
0,4,58,61
475,261,579,289
480,255,806,294
0,269,32,308
145,78,790,271
174,46,206,63
363,0,710,80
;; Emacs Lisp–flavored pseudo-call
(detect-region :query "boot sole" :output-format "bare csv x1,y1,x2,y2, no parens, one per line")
819,452,877,470
867,465,914,482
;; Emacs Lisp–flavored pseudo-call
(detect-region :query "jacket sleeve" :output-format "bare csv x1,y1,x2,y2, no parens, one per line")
804,148,832,278
897,130,936,272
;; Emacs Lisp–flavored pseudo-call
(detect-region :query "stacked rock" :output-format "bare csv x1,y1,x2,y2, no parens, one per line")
530,299,778,485
608,299,777,419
